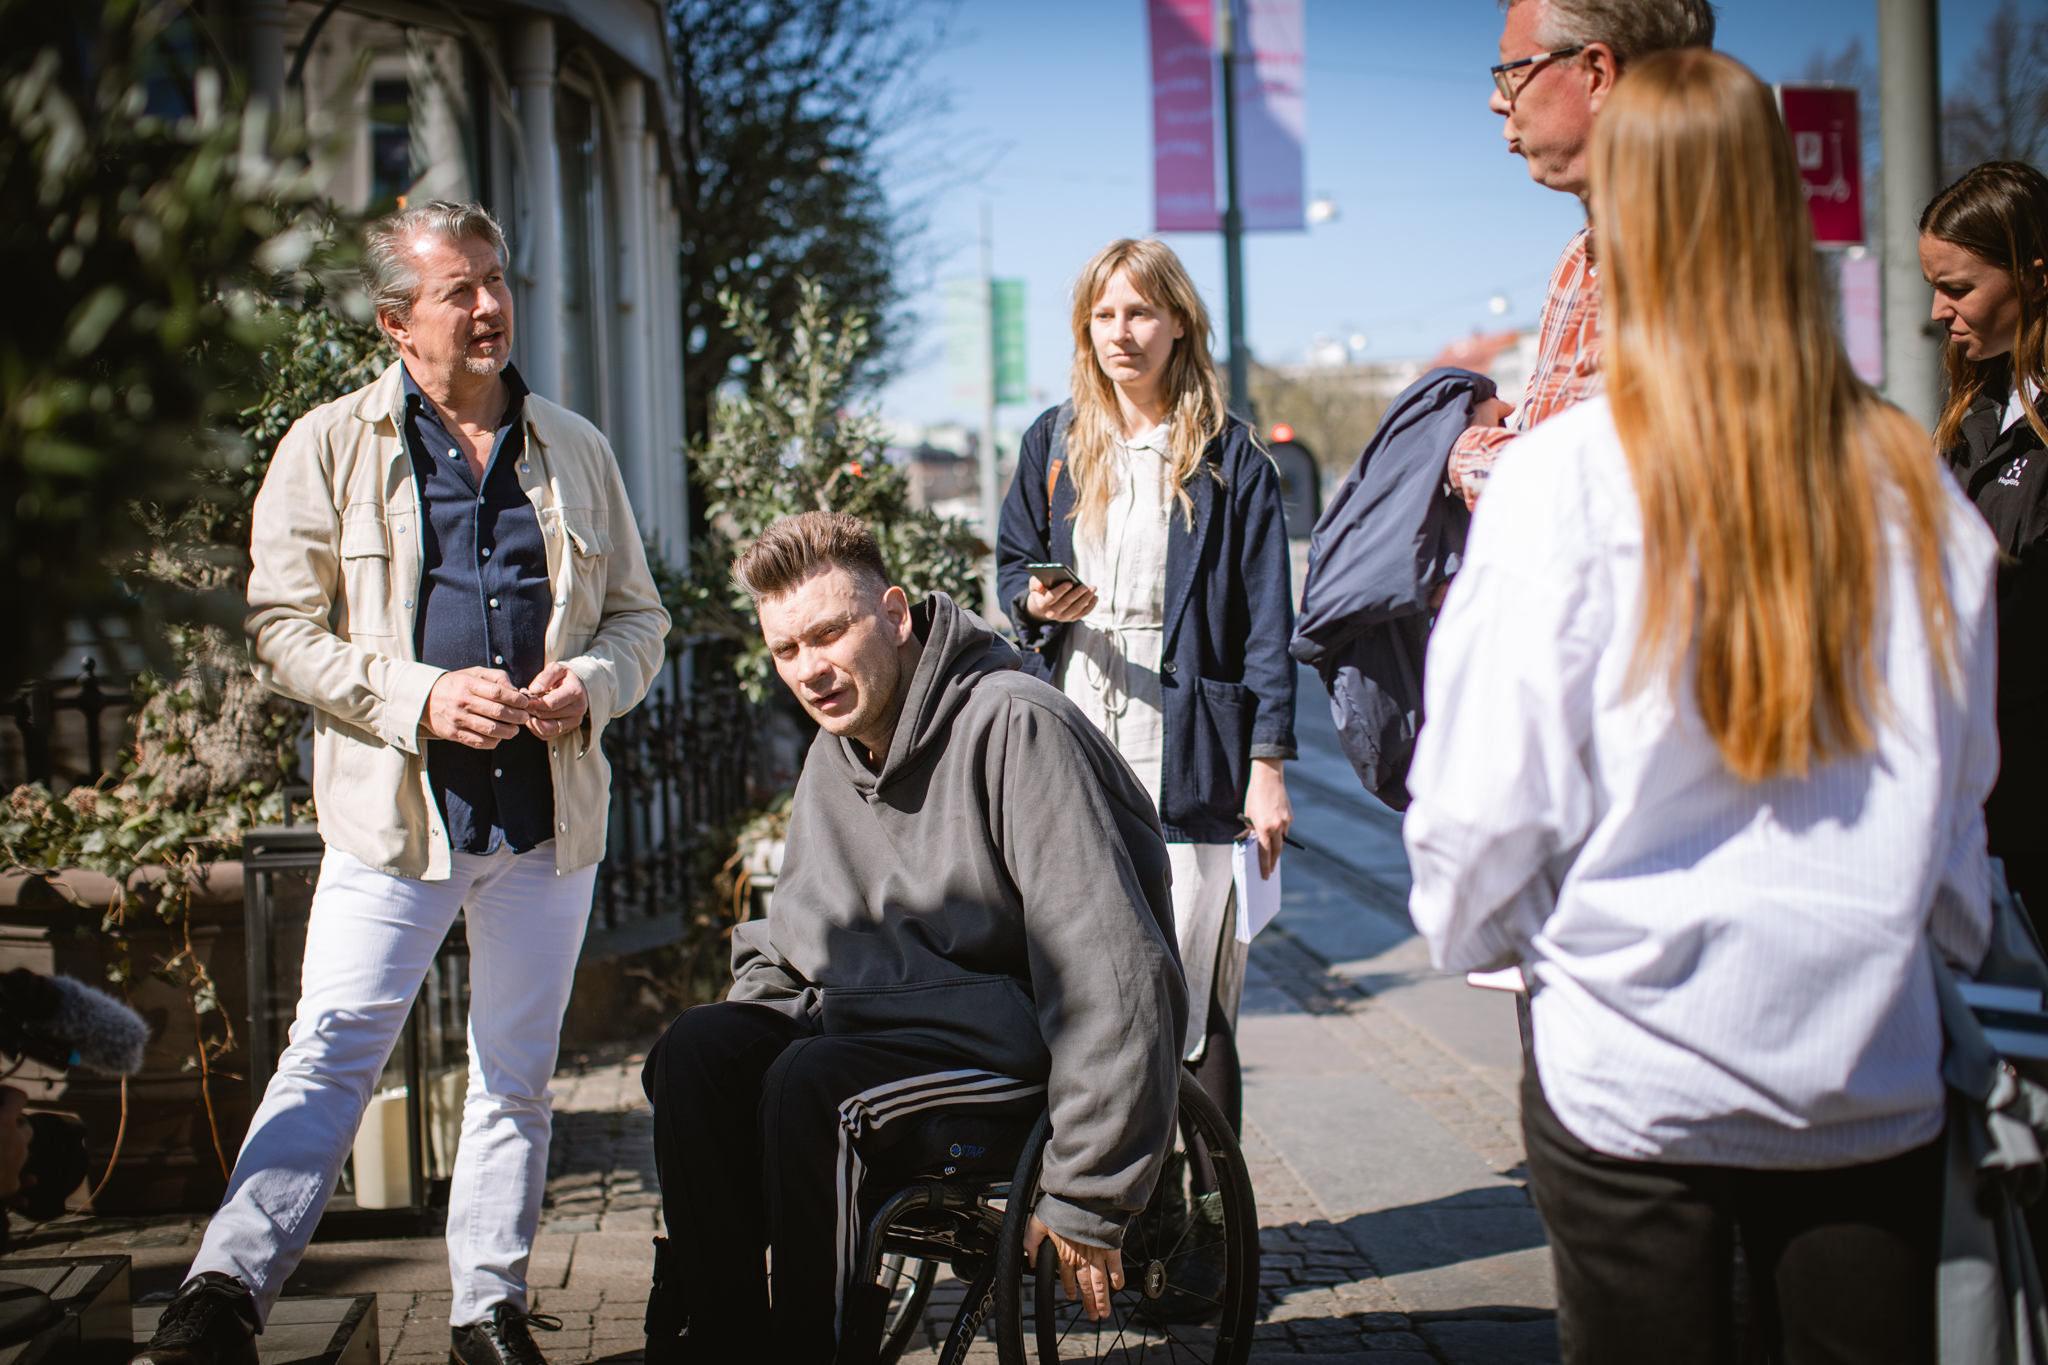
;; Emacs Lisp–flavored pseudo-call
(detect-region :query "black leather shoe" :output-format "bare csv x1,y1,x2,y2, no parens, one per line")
131,1272,260,1365
450,1303,563,1365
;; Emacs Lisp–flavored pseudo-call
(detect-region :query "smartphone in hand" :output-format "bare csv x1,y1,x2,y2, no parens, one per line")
1026,562,1080,587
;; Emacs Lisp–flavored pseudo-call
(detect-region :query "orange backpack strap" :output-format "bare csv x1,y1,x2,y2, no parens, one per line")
1043,401,1073,540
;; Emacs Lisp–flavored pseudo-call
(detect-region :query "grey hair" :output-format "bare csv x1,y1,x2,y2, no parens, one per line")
360,201,509,325
1508,0,1717,68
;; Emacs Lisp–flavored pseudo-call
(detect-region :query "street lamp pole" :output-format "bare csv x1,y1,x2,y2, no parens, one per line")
1878,0,1942,429
1218,0,1251,420
979,201,1000,619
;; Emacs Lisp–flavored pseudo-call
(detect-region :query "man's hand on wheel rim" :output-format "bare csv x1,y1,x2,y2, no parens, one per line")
1024,1215,1125,1321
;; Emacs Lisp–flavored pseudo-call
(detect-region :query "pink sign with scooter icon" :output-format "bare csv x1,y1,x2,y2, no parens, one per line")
1778,85,1865,247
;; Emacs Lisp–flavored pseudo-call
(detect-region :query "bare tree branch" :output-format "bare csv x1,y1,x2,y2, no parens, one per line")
1943,1,2048,178
668,0,955,447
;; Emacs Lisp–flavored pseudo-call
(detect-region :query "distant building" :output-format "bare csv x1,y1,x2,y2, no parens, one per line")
880,421,1021,531
1427,330,1539,412
898,446,978,516
236,0,690,560
1268,359,1424,401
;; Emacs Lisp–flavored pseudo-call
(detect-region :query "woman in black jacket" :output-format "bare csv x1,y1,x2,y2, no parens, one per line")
995,238,1296,1132
1922,161,2048,935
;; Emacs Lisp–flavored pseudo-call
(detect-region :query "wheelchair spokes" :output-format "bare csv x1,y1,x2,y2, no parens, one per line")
876,1253,937,1365
1039,1236,1230,1363
1023,1080,1255,1363
859,1073,1257,1365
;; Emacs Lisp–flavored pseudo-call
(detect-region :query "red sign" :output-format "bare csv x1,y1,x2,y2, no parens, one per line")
1149,0,1216,231
1778,85,1864,246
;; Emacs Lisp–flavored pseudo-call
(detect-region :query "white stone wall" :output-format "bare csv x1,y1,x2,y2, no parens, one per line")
275,0,690,564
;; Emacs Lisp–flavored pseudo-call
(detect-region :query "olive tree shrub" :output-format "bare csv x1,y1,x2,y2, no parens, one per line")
673,276,981,697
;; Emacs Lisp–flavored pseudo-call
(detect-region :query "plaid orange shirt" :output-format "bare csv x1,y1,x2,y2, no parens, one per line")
1447,227,1602,509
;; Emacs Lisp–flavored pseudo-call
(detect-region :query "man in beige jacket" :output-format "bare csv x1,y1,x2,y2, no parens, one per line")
136,202,668,1365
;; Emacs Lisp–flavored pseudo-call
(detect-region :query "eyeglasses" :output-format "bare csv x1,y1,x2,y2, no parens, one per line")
1490,46,1586,103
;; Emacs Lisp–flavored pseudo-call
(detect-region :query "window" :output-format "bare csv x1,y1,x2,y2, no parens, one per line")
369,78,413,214
557,88,608,430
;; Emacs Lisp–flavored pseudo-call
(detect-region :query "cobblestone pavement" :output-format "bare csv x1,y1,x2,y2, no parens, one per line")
380,1044,665,1363
0,666,1558,1361
886,912,1553,1365
0,1042,666,1363
0,916,1552,1363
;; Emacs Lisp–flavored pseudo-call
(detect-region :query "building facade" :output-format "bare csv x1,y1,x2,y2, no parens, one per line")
241,0,690,562
228,2,730,954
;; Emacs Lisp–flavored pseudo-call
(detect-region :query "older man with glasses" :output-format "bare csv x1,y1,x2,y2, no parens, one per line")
1447,0,1718,508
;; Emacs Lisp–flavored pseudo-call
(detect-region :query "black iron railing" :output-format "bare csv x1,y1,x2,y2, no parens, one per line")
595,642,756,930
7,659,132,792
7,642,755,935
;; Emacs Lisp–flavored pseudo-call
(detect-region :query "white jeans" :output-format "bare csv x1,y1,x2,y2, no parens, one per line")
191,842,596,1326
1167,843,1246,1060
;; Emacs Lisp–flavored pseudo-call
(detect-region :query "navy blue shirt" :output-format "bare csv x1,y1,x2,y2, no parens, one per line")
401,364,557,854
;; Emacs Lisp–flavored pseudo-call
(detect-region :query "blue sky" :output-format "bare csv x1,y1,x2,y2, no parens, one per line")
873,0,2022,430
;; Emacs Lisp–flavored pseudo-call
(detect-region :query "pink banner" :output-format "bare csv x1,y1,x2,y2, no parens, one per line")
1839,252,1883,386
1237,0,1305,231
1149,0,1305,233
1150,0,1217,231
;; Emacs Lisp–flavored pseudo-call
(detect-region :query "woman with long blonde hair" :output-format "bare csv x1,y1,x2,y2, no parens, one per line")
1405,49,1998,1361
996,238,1296,1134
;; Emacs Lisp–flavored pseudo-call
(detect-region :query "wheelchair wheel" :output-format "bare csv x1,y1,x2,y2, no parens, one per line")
990,1072,1258,1364
877,1253,938,1365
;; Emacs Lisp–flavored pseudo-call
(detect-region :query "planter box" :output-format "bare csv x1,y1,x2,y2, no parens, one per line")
1,1254,131,1363
133,1294,377,1364
0,867,252,1215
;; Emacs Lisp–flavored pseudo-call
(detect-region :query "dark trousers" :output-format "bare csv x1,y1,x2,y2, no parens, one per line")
1521,1065,1943,1365
1191,985,1242,1137
640,1002,1043,1364
1985,712,2048,949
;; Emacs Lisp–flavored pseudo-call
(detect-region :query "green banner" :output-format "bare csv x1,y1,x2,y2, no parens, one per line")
943,277,984,403
992,279,1027,405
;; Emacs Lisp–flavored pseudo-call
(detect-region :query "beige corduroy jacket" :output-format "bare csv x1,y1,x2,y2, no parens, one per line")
245,361,670,880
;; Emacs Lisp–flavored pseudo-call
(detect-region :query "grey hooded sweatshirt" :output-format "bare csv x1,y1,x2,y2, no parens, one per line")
729,592,1188,1247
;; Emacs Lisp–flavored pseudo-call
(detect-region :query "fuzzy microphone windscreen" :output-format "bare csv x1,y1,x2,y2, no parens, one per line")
46,975,149,1076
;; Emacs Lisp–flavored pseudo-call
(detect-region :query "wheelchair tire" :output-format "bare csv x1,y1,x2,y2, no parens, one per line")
989,1072,1258,1365
877,1253,938,1365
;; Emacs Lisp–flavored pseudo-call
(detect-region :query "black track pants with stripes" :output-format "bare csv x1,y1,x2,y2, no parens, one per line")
641,1000,1045,1363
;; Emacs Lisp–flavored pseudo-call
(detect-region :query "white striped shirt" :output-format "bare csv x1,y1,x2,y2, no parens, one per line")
1405,397,2001,1168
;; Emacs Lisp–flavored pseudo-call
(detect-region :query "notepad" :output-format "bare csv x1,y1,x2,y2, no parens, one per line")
1958,980,2048,1060
1233,840,1282,945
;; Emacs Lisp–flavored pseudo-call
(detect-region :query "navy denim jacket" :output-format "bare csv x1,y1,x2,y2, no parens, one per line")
997,403,1297,844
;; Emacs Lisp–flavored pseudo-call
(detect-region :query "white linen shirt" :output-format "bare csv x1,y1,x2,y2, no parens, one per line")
1405,396,2001,1168
1063,421,1172,768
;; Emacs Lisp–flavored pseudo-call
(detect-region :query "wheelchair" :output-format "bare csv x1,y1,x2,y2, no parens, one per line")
843,1070,1259,1365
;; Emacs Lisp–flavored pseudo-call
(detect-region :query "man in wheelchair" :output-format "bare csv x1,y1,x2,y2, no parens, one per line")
642,512,1190,1363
